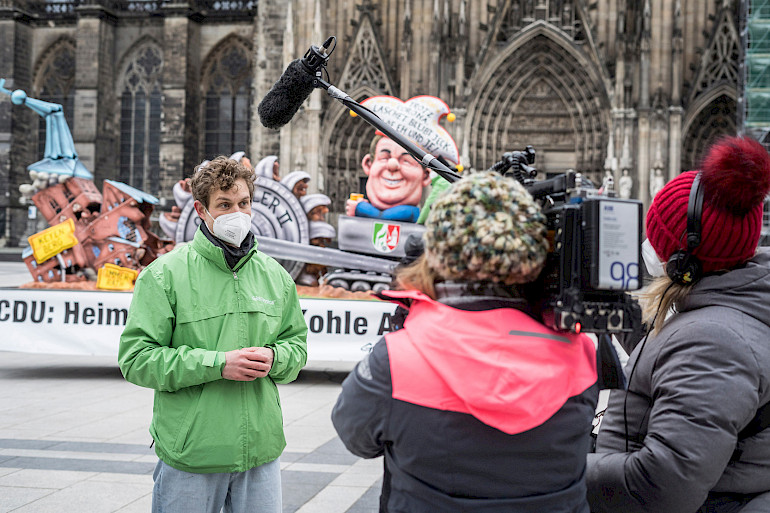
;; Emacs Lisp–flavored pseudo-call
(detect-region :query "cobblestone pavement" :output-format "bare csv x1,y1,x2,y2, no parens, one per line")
0,261,30,288
0,351,380,513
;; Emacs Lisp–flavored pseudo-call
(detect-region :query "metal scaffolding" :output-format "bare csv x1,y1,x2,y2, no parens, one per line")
743,0,770,243
743,0,770,142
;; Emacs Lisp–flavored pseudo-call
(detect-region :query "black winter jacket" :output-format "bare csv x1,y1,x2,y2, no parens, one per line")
587,250,770,513
332,287,599,512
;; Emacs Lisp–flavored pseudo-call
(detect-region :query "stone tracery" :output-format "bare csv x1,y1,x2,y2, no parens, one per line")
682,3,740,173
200,35,252,160
467,30,608,181
33,37,76,161
117,41,163,195
324,11,394,214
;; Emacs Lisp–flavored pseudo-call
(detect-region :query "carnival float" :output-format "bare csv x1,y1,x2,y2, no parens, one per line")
0,80,461,362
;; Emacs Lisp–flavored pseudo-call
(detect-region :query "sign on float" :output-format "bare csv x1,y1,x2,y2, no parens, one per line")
0,288,397,363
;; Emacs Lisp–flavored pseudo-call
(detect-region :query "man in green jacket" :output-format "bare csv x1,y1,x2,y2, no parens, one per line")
119,156,308,513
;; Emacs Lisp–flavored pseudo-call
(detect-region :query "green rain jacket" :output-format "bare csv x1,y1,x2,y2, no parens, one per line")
118,229,308,473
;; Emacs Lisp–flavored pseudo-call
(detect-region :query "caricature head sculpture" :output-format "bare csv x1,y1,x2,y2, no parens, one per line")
362,135,431,210
357,95,459,212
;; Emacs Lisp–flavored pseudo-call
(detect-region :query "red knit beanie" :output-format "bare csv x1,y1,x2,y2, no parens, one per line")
646,136,770,273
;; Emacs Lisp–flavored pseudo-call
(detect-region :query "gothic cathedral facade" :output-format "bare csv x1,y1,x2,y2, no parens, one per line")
0,0,741,245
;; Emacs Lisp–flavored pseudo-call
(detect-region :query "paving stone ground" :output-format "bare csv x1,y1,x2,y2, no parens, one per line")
0,351,380,513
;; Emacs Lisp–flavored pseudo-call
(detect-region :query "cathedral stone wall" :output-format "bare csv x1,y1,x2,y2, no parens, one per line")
0,0,748,246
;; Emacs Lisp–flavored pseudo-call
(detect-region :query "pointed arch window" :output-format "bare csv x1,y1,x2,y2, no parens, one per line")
468,34,607,178
325,93,377,213
202,41,252,158
35,40,76,161
682,95,736,171
119,45,163,195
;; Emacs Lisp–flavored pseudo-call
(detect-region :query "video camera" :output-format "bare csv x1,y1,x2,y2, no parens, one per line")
489,147,643,335
270,38,643,335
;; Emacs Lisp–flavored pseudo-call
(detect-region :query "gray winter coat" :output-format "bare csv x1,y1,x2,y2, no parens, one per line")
586,250,770,513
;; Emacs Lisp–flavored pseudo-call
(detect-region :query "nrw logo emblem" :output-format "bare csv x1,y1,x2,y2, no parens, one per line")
372,223,400,253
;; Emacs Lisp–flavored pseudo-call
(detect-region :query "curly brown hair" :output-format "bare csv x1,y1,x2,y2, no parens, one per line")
190,156,256,208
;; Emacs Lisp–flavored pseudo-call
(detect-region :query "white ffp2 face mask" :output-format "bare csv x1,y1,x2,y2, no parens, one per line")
205,208,252,246
642,238,666,278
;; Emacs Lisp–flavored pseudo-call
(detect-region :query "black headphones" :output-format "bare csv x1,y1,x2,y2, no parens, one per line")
665,172,704,285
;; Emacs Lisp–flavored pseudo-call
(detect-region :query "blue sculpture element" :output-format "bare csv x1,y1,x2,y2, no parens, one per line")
105,179,159,205
0,78,92,179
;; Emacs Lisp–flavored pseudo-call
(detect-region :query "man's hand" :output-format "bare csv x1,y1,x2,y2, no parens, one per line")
222,347,274,381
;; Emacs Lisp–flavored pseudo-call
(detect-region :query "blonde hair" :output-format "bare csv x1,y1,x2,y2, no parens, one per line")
393,254,437,300
637,276,694,334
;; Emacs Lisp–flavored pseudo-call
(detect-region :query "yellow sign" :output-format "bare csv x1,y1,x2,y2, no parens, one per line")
96,263,139,291
28,219,78,264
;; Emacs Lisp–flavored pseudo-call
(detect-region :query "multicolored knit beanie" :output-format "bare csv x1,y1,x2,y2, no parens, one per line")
424,171,549,285
646,136,770,272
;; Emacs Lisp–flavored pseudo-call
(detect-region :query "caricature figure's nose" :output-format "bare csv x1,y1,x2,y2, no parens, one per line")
387,157,400,171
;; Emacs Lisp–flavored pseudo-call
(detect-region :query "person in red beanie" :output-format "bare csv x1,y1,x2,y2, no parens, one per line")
587,136,770,513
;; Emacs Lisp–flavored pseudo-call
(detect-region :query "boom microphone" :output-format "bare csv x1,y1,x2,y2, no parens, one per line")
257,38,333,130
257,60,315,129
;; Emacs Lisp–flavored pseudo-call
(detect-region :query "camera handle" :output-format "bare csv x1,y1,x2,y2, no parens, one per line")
488,146,538,184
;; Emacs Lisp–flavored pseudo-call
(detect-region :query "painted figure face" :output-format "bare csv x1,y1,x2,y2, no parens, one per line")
293,179,309,198
307,205,329,222
362,137,431,210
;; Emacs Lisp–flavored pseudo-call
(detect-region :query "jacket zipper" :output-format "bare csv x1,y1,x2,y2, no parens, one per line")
232,251,255,278
232,251,251,466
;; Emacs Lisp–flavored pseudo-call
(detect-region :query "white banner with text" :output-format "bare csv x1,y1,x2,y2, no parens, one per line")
0,288,398,363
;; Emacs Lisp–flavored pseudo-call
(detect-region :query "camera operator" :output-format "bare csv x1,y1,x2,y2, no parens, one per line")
332,171,599,512
587,136,770,513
